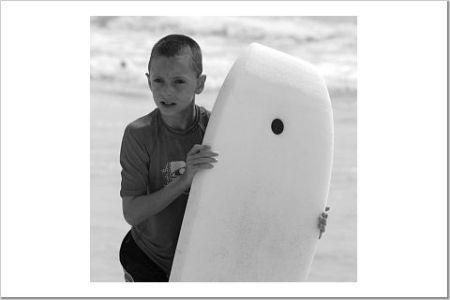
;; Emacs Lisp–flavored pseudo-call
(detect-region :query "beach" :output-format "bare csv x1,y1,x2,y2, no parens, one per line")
90,16,357,282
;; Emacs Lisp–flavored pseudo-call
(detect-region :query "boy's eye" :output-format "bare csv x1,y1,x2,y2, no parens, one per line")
152,78,163,83
174,79,185,84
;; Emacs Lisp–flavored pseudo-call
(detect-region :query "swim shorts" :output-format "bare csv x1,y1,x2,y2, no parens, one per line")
119,230,169,282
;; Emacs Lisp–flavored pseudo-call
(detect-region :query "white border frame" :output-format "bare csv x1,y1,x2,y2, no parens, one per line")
1,1,447,298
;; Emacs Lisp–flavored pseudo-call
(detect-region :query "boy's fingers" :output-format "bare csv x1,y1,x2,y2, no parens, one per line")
188,144,211,155
188,144,202,154
190,157,218,165
199,163,214,169
188,150,218,160
192,163,214,171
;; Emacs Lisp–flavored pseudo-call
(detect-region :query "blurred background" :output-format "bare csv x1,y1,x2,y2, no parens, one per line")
90,16,356,282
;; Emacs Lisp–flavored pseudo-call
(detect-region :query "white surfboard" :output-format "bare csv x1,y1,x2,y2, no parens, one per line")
170,43,334,282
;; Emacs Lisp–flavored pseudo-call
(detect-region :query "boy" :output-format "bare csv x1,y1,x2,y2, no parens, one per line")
119,34,328,282
119,34,217,282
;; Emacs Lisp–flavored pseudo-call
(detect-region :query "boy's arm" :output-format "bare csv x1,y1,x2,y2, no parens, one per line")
122,144,218,226
122,176,189,226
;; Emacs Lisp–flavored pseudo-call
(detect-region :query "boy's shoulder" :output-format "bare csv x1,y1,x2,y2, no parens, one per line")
124,109,159,138
196,105,211,133
127,109,158,129
197,105,211,121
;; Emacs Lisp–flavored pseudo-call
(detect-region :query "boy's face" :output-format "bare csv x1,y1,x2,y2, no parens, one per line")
146,48,205,117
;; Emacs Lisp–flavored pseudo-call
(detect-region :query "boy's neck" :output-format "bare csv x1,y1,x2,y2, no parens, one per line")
160,104,196,131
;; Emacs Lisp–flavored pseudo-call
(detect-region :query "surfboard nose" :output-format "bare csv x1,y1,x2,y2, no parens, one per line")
244,43,330,105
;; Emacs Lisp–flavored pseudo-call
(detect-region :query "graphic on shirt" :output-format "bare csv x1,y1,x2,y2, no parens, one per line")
161,161,186,185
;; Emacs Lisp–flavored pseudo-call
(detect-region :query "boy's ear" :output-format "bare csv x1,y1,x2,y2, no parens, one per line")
195,74,207,94
145,72,152,90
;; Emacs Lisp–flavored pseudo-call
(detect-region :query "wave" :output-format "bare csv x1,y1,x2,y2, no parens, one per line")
91,16,356,97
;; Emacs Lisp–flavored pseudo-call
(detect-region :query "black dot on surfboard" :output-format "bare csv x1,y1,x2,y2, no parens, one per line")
271,119,284,135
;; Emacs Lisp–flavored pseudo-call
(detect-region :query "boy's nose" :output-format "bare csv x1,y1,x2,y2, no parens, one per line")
161,85,174,98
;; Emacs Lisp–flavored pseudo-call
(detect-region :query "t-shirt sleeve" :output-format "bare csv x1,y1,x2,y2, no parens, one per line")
120,125,149,198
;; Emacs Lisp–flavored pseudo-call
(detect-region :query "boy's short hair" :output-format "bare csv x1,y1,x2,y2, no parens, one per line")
148,34,203,77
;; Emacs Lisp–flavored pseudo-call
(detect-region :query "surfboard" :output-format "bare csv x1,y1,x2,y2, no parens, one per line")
170,43,334,282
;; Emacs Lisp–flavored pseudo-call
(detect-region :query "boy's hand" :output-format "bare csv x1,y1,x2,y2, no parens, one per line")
318,206,330,239
180,144,218,189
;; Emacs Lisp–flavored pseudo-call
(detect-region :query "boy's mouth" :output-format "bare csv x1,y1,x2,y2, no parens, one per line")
160,101,176,107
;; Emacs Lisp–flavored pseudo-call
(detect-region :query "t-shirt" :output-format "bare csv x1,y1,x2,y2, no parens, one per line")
120,105,210,276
